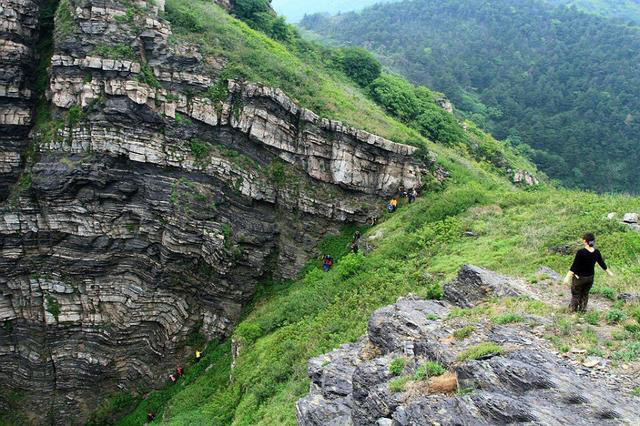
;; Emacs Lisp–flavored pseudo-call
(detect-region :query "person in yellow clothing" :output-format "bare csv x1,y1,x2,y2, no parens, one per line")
195,350,202,363
388,197,398,213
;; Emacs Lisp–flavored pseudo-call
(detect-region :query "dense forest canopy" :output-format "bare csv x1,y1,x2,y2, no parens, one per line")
302,0,640,193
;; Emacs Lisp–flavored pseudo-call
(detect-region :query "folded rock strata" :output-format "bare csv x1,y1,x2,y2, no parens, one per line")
0,0,435,422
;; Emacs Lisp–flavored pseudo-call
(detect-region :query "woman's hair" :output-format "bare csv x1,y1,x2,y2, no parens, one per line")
582,232,596,247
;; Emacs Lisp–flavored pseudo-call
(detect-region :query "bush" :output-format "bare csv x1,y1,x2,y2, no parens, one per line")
456,343,504,362
606,309,626,324
584,311,600,325
389,357,406,376
336,47,381,87
190,139,213,162
414,361,446,380
453,325,475,340
389,376,410,393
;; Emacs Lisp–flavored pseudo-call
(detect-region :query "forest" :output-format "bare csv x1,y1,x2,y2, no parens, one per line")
302,0,640,193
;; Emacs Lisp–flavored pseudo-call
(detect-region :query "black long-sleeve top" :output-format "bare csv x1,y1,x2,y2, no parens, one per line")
570,248,608,277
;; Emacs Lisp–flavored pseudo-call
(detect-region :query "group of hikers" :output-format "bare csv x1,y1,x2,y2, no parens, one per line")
387,187,418,213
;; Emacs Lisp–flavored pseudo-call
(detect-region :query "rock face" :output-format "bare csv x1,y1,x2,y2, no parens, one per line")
0,1,434,423
296,267,640,425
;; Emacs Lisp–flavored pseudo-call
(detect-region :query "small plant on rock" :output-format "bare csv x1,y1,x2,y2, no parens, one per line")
491,313,524,324
414,361,446,380
456,343,504,362
453,325,475,340
388,376,410,393
389,357,406,376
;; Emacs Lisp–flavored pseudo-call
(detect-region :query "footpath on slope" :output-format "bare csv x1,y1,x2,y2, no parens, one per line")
296,264,640,425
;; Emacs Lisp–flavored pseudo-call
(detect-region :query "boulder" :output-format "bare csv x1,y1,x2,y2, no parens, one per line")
623,213,638,224
443,264,530,308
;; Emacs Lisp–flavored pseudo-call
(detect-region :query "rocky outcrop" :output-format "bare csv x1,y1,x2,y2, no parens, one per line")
297,267,640,425
0,0,40,199
0,0,435,423
512,169,540,186
443,264,532,308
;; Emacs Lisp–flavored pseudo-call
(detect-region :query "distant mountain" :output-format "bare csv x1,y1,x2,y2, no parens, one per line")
271,0,399,22
302,0,640,193
546,0,640,23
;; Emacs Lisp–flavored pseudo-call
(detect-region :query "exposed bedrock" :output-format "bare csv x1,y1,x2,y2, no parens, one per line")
0,0,435,422
296,266,640,425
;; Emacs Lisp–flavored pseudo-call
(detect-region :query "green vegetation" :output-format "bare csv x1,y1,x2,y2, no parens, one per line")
302,0,640,193
87,392,141,426
92,43,138,61
633,386,640,397
388,376,411,393
452,325,475,340
456,343,505,362
139,62,162,89
190,139,214,163
491,313,524,325
0,390,27,425
414,361,446,380
606,309,626,324
45,294,61,320
388,357,406,376
546,0,640,23
335,47,381,87
54,0,75,41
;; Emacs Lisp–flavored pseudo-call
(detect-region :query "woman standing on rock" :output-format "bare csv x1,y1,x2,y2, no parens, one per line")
564,232,613,312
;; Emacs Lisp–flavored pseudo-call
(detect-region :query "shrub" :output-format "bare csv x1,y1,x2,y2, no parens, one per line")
414,361,446,380
45,295,61,320
166,1,205,32
600,287,617,301
336,47,381,87
584,311,600,325
190,139,213,162
453,325,475,340
456,343,504,362
613,343,640,362
54,0,75,41
389,357,406,376
633,387,640,397
606,309,626,324
389,376,410,393
491,313,524,324
139,63,161,89
632,308,640,324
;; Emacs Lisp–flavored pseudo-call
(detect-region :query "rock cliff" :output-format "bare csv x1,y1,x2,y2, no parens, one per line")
297,266,640,425
0,0,433,422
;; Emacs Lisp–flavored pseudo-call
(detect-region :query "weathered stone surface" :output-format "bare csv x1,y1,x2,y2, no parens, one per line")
512,169,540,186
443,264,531,308
0,0,437,423
297,267,640,426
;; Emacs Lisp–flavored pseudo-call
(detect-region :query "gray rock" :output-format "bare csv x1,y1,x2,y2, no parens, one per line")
623,213,639,224
443,264,529,308
537,266,562,281
298,290,640,426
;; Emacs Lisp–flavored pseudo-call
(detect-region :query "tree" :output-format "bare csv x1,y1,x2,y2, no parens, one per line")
337,47,381,87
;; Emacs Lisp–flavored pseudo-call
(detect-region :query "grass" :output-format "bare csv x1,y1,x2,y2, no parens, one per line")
491,313,524,324
456,343,505,362
414,361,446,380
389,376,411,393
452,325,475,340
389,358,406,376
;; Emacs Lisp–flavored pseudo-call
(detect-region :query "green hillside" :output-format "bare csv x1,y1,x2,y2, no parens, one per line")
546,0,640,23
78,1,640,425
301,0,640,194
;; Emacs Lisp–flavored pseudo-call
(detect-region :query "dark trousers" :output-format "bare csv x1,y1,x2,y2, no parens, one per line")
569,275,594,312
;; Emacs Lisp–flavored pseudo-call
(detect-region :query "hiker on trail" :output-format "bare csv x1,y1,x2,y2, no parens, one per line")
322,255,333,272
387,197,398,213
195,350,202,363
408,188,417,204
563,232,613,312
147,412,156,422
351,231,362,254
176,366,184,377
367,216,377,226
169,374,177,383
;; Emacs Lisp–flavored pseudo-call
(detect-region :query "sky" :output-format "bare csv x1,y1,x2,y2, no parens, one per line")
271,0,399,22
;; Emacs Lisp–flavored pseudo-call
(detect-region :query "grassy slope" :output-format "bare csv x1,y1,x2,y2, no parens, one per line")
106,2,640,425
116,158,640,424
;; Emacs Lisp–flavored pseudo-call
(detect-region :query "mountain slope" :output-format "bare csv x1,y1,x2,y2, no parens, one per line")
301,0,640,193
272,0,399,23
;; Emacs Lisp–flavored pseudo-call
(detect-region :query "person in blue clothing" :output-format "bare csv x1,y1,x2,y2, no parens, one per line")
563,232,613,312
322,255,334,272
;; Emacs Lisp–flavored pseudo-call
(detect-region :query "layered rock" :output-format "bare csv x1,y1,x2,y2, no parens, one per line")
0,0,40,199
297,267,640,425
0,0,434,423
